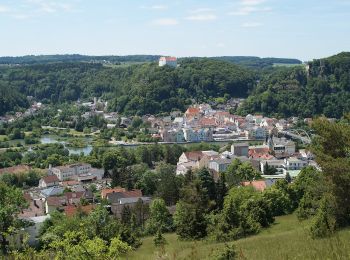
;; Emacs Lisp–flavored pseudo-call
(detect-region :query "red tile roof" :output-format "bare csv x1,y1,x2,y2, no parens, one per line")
65,192,85,202
242,181,267,192
249,147,270,154
249,153,274,160
214,111,230,117
184,151,204,162
101,187,126,199
160,56,177,61
64,204,95,217
61,180,80,186
185,107,200,115
199,117,217,127
47,196,65,207
42,175,59,184
105,189,143,200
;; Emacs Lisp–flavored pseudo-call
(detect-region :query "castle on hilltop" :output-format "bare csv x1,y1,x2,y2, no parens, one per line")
159,56,177,67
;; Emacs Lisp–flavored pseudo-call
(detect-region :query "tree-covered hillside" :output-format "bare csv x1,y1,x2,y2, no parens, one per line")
209,56,302,69
0,59,255,115
0,54,301,69
0,52,349,118
0,54,161,65
238,52,350,118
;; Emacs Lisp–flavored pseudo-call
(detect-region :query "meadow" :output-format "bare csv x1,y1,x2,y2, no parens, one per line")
127,214,350,260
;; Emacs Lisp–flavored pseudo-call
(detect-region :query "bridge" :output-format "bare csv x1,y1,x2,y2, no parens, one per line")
279,129,312,144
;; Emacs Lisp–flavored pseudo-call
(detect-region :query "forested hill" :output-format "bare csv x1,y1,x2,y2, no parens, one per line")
238,52,350,118
0,59,256,115
0,54,301,69
208,56,302,68
0,55,161,65
0,52,349,118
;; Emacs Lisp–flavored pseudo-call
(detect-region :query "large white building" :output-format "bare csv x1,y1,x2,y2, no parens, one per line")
48,163,104,181
267,136,296,158
159,56,177,67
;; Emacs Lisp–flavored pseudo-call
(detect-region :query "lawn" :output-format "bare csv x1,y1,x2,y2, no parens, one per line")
0,135,8,141
126,214,350,260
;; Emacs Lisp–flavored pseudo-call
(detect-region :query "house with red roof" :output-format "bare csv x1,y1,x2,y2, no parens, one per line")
39,175,60,188
101,187,127,199
185,107,201,119
241,179,276,192
198,117,217,128
19,193,45,218
159,56,177,67
64,204,96,217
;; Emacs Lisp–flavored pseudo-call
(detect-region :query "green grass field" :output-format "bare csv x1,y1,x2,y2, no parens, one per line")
126,214,350,260
0,135,8,141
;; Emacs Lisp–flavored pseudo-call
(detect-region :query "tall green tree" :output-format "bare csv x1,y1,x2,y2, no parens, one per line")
156,163,181,206
0,182,27,254
145,198,173,235
197,168,217,202
174,181,208,239
311,118,350,229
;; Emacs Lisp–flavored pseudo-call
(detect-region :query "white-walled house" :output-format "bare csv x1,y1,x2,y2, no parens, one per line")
49,163,104,181
39,175,60,188
159,56,177,67
284,157,308,170
260,159,285,174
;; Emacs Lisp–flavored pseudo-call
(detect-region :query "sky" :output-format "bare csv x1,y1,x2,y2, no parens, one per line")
0,0,349,60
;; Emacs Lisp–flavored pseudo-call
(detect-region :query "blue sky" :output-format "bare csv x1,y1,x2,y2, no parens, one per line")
0,0,349,60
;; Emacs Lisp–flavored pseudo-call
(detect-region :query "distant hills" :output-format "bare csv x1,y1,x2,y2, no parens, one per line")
0,54,302,69
1,52,349,118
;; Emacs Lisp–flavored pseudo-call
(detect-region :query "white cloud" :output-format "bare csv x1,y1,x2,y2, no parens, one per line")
241,0,266,6
152,18,179,26
186,13,217,21
229,0,271,16
152,5,167,10
241,22,262,27
189,8,215,14
141,5,168,10
185,7,217,21
229,6,272,15
216,42,226,48
0,5,10,13
11,13,32,20
25,0,74,13
229,6,257,15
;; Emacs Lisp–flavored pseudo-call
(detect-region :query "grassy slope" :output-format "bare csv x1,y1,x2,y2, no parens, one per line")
126,214,350,260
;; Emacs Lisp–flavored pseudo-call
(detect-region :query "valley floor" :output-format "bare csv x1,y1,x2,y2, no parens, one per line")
126,214,350,260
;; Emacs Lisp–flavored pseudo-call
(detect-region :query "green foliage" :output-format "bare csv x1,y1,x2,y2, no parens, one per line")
213,243,237,260
211,56,301,69
0,170,41,188
239,53,350,118
155,163,181,206
0,181,28,254
263,187,293,216
207,186,274,242
226,160,260,187
0,59,256,116
174,181,209,239
153,229,167,247
311,119,350,227
294,167,326,219
145,199,173,235
196,168,217,202
310,195,337,239
0,81,29,116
